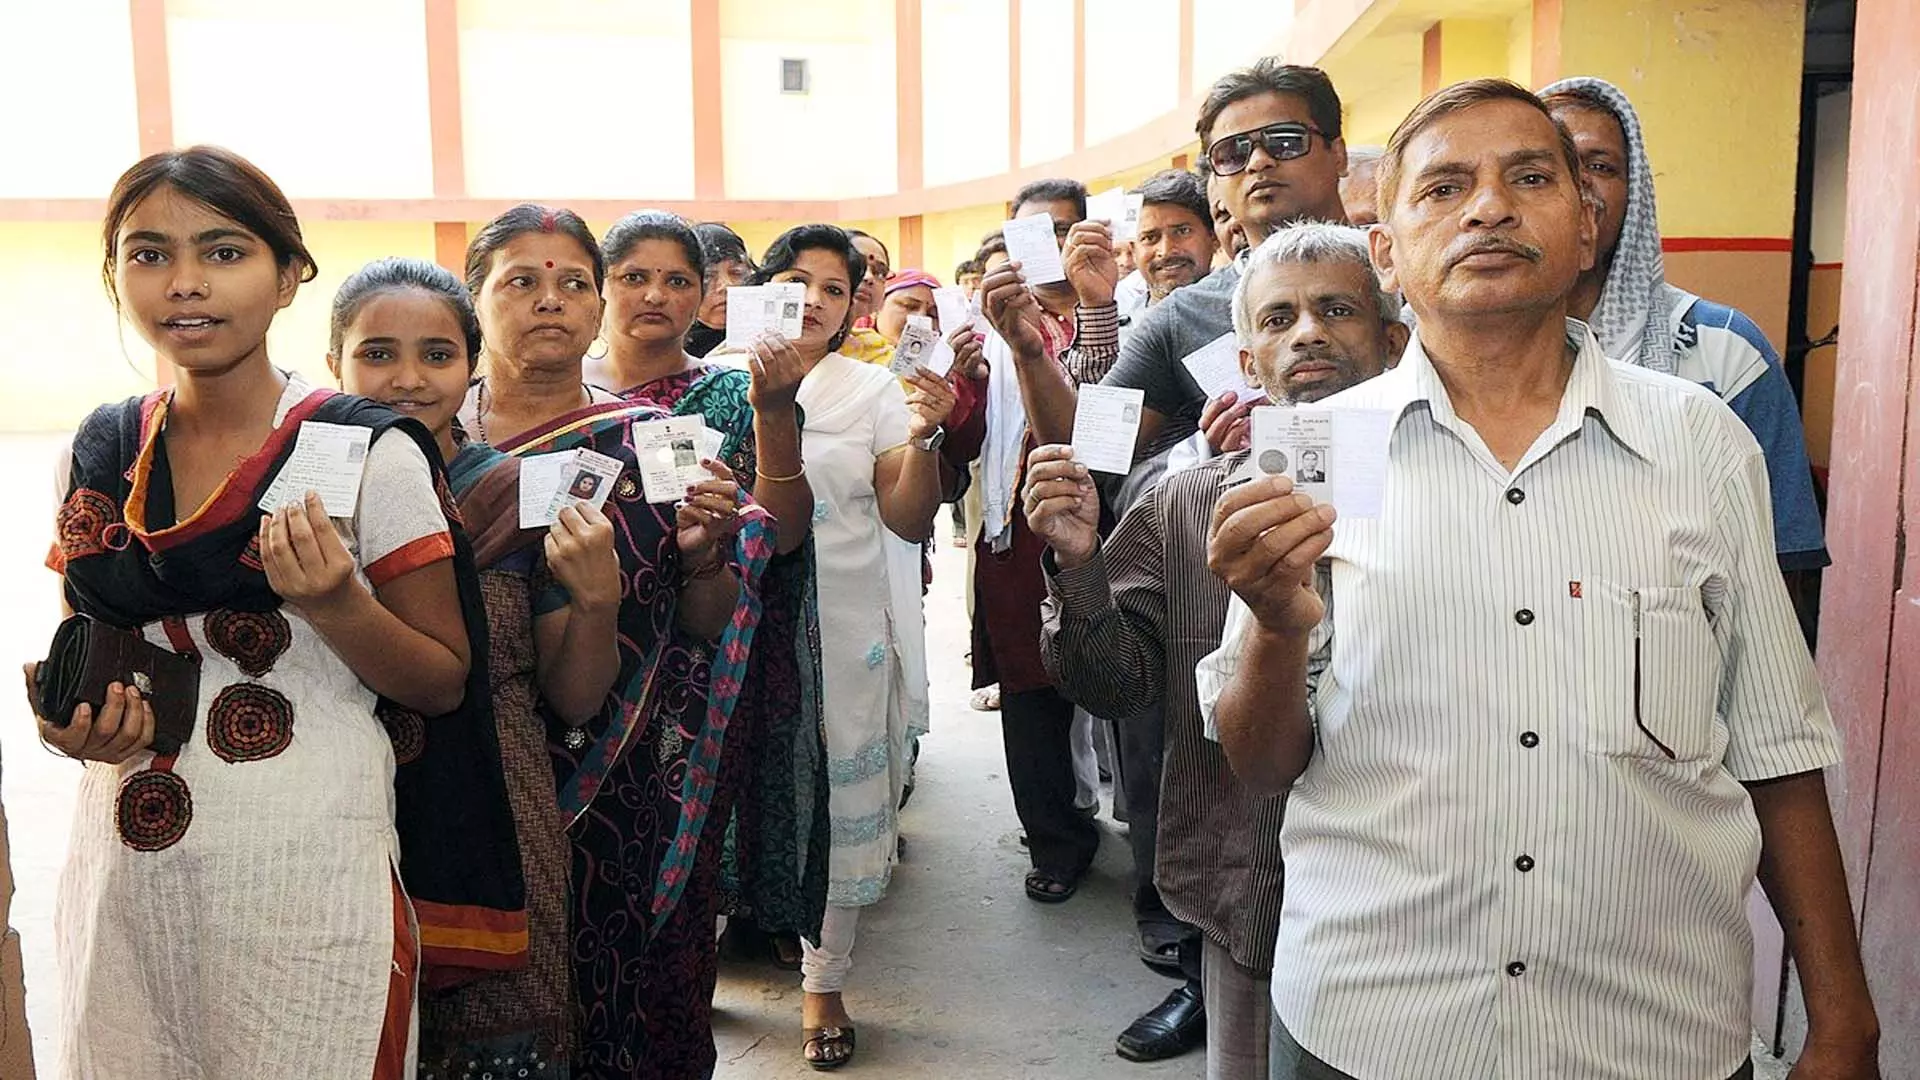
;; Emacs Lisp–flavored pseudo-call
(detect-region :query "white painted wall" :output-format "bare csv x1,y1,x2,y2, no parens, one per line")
1191,0,1295,97
722,36,898,199
0,0,141,198
1018,0,1075,167
1809,86,1851,265
167,0,434,198
922,0,1011,187
1084,0,1181,145
461,32,695,199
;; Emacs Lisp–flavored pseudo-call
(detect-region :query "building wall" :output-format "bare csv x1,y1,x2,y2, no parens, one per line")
0,0,139,199
459,0,695,200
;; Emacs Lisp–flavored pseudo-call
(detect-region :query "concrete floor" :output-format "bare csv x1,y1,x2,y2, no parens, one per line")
0,433,1797,1079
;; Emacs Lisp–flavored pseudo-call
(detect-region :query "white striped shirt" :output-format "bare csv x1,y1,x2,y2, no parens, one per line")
1195,320,1839,1080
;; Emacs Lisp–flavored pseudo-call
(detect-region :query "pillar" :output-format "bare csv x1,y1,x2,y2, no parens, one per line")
1533,0,1806,351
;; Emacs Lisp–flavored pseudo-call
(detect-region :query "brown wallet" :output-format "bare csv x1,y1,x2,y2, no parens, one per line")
36,614,202,756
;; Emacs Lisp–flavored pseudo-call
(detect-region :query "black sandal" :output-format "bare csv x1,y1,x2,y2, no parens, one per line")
770,934,804,971
803,1026,857,1070
1024,869,1079,904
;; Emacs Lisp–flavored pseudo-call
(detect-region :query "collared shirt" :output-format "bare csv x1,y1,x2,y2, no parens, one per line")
1195,321,1839,1080
1041,451,1286,970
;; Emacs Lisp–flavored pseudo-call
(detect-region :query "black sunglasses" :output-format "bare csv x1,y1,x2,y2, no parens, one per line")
1205,122,1327,176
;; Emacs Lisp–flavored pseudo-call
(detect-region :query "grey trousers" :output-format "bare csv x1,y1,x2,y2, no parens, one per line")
1268,1015,1756,1080
1202,937,1270,1080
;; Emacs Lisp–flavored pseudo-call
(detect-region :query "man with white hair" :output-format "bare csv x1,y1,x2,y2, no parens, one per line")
1338,146,1384,227
1024,223,1405,1077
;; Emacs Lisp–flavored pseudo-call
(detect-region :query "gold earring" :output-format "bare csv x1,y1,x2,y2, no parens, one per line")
586,337,609,361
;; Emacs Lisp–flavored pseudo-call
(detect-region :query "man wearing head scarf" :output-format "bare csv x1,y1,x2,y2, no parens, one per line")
1542,77,1829,578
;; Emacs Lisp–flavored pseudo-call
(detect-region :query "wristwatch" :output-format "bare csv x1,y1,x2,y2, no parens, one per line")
915,426,946,453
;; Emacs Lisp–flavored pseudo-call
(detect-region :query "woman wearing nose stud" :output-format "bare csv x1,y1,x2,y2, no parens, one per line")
584,211,832,978
455,203,778,1079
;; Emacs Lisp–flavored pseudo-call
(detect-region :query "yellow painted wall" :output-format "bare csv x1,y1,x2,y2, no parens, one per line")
1507,10,1533,87
0,0,139,198
922,0,1011,187
0,224,150,433
923,203,1012,283
1438,18,1510,86
1557,0,1805,240
460,0,694,199
167,0,434,198
1084,0,1182,146
0,221,430,432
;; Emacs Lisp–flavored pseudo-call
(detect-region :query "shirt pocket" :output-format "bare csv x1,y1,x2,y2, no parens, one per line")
1581,581,1723,761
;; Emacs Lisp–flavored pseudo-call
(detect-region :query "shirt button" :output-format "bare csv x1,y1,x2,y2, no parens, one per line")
1519,731,1540,748
1505,487,1525,505
1514,608,1535,626
1506,961,1527,977
1514,854,1535,872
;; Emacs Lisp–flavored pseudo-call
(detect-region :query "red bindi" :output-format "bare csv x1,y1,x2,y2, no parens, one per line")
545,260,554,269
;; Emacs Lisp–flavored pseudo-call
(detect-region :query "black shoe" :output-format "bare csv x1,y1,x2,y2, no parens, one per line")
1114,983,1205,1062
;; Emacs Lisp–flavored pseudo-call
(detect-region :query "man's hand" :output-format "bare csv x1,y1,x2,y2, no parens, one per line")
1023,445,1100,570
980,263,1050,358
1207,475,1334,634
1788,1037,1880,1079
1062,221,1120,309
1200,390,1256,453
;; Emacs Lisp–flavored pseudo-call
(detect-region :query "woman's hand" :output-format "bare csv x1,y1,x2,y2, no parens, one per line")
902,367,958,442
747,332,808,412
948,325,988,382
261,492,363,617
26,663,153,764
545,503,621,613
675,460,744,572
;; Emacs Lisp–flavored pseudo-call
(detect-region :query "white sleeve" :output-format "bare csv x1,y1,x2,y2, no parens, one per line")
353,430,455,589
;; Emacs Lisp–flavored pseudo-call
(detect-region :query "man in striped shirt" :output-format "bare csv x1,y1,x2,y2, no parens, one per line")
1197,80,1879,1079
1031,222,1405,1077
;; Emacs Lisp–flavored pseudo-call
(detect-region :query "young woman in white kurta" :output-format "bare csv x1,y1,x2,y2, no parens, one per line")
737,225,953,1070
37,148,472,1080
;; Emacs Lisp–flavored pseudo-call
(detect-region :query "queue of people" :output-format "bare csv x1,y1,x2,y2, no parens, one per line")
26,49,1880,1080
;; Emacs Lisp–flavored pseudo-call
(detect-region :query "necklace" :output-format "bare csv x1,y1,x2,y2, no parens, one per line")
473,377,593,444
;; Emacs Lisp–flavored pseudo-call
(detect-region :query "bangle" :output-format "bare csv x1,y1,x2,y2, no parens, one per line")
754,465,806,483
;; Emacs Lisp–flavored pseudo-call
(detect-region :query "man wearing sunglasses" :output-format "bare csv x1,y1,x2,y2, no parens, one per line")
1036,60,1354,465
1200,79,1877,1080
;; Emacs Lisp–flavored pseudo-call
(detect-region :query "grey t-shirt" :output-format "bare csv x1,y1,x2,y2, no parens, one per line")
1100,261,1242,441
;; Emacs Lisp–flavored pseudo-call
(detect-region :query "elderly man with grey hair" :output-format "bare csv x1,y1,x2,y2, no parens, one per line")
1020,222,1404,1080
1338,145,1385,226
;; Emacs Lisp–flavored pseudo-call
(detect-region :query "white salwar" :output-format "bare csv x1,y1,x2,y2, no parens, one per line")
794,352,929,911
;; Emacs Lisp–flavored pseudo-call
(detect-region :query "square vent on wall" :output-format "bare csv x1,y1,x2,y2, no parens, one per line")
781,57,809,94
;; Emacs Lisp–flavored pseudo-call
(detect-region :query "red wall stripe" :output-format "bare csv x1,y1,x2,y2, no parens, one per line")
1660,237,1794,253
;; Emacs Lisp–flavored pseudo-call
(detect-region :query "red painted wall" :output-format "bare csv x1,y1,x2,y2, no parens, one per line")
1815,0,1920,1070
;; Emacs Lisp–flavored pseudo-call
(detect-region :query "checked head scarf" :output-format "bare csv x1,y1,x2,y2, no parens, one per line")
1541,76,1686,373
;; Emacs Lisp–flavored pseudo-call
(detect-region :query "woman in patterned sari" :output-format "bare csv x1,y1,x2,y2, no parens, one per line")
453,203,774,1079
583,211,827,971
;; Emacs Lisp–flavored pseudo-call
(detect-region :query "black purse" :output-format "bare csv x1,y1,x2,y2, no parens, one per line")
35,613,201,756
